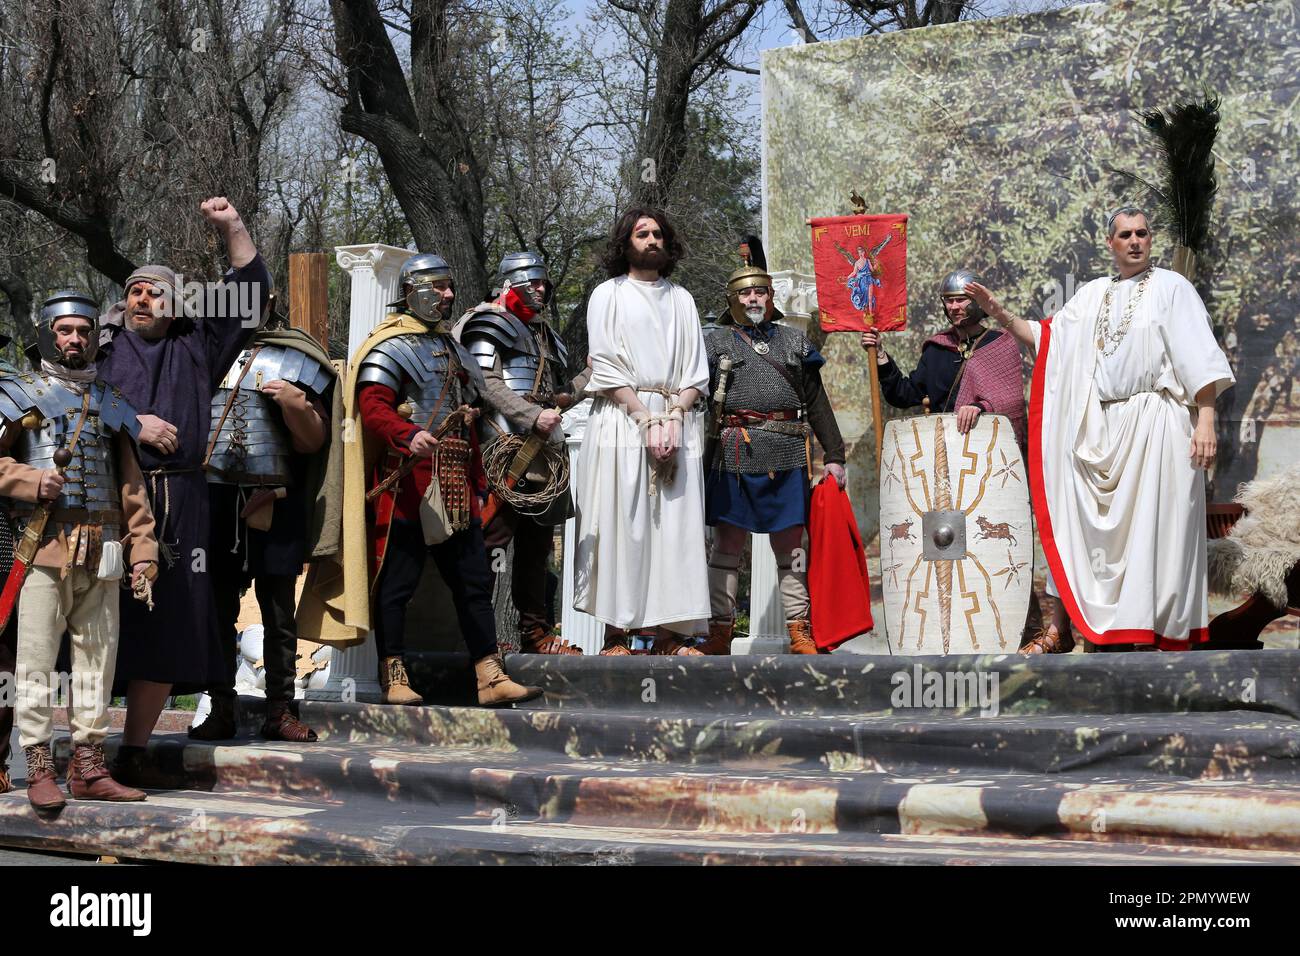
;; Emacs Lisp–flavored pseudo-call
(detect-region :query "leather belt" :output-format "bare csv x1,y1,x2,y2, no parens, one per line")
722,409,801,427
11,506,123,527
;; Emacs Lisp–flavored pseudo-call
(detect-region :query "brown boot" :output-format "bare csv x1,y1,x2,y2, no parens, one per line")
260,700,318,742
24,744,66,812
379,657,424,706
520,625,583,655
787,619,818,655
696,619,735,656
475,653,543,707
67,744,146,802
188,694,238,740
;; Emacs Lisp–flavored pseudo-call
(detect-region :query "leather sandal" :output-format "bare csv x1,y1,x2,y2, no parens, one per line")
1020,624,1075,655
599,631,634,656
651,633,704,656
260,700,318,742
521,629,583,655
0,765,11,794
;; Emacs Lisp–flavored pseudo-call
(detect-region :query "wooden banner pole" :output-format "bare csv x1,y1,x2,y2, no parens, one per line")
867,343,883,470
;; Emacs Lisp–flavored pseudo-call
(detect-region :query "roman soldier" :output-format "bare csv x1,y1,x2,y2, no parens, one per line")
0,290,158,810
347,252,541,706
189,318,335,742
700,246,847,655
455,252,590,654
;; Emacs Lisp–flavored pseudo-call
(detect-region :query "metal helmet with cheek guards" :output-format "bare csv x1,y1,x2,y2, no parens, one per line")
938,268,986,322
496,251,552,311
399,252,455,323
37,289,101,365
725,265,775,326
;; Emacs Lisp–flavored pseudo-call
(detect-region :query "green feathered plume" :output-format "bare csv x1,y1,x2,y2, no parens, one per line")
1139,95,1221,253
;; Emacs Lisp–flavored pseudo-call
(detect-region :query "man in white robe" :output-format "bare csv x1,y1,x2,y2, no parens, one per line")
573,208,711,655
967,207,1234,650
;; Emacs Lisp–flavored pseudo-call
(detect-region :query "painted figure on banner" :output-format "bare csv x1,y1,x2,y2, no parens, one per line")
190,314,337,743
809,214,908,332
0,291,158,810
572,207,711,656
453,251,591,655
300,252,542,707
967,206,1235,652
837,237,890,313
95,197,271,787
700,237,847,656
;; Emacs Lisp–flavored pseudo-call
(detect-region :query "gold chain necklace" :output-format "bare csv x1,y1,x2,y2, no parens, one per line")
1095,267,1154,356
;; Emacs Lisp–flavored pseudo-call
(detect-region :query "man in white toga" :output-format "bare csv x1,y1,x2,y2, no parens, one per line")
967,206,1234,651
572,207,711,656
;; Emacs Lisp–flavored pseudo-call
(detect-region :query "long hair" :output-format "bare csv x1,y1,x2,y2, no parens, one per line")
601,206,684,279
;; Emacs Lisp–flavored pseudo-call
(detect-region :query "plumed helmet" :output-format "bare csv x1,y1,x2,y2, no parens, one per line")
37,288,100,365
399,252,454,323
938,268,986,321
496,251,552,309
726,264,775,326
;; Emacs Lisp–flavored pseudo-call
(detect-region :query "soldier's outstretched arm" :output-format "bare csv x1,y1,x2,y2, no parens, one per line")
966,282,1036,352
201,197,257,269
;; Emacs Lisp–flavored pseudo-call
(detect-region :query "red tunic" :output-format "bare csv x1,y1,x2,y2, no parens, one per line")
358,382,486,576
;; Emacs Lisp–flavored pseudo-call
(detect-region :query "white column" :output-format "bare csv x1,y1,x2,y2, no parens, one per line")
308,243,414,704
336,243,414,361
559,398,605,654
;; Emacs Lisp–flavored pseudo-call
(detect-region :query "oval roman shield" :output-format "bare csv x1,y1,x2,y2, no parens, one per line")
879,413,1032,655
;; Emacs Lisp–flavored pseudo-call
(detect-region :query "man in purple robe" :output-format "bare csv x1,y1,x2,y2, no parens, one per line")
96,197,270,779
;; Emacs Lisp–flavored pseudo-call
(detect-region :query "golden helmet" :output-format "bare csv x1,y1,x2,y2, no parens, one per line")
726,265,774,326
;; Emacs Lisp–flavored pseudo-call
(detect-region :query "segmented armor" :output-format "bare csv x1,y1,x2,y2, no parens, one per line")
355,330,484,433
459,306,569,436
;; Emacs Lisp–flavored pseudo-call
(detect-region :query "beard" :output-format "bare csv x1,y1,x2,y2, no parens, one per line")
627,245,668,273
59,347,89,370
128,311,172,340
743,305,765,323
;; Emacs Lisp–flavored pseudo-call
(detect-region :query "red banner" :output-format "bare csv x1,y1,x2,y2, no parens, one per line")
809,214,908,332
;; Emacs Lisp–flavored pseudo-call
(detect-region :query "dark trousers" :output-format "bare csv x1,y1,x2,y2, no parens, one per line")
373,519,497,661
482,505,554,635
210,558,299,705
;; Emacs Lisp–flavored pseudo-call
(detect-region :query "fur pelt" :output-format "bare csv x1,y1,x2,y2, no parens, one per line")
1206,466,1300,608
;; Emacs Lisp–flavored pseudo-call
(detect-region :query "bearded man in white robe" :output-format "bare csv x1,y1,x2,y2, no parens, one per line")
967,207,1234,651
572,207,711,656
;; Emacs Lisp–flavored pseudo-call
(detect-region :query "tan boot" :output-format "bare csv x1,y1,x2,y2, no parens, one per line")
24,744,67,812
696,618,734,656
379,656,424,706
67,744,146,802
787,619,819,655
475,653,543,707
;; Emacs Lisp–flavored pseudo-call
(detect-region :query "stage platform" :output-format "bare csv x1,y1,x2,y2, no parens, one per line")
2,651,1299,865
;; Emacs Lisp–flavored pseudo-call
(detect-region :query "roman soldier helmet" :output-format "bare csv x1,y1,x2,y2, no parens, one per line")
37,289,100,364
399,252,454,323
725,233,777,326
939,268,986,321
725,265,776,326
496,251,552,310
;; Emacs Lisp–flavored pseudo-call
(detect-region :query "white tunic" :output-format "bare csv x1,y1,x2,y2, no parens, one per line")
572,276,711,633
1029,267,1234,646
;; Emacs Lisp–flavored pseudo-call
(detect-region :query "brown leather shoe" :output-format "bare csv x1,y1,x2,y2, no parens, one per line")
787,619,818,655
475,653,544,706
379,656,424,706
0,765,11,794
260,700,318,742
24,744,66,812
520,626,583,655
696,619,734,656
189,694,238,740
1020,624,1075,655
68,744,146,802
